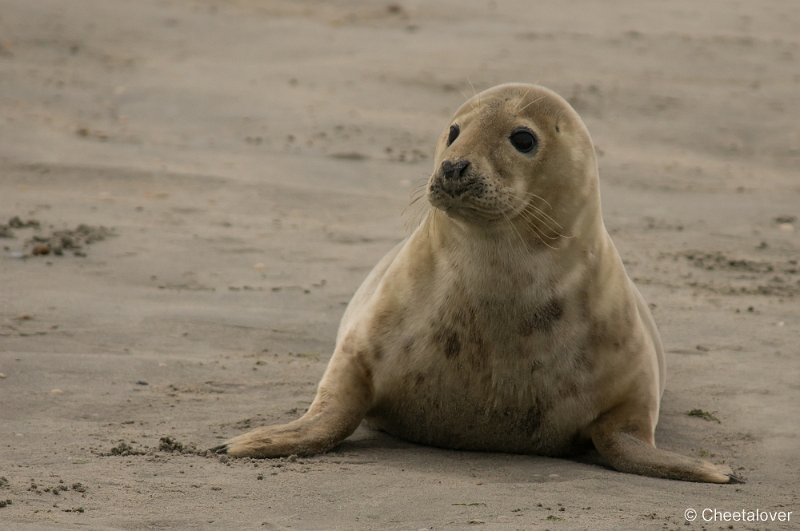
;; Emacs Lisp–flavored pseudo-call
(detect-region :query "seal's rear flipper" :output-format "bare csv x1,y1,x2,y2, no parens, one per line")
591,425,743,484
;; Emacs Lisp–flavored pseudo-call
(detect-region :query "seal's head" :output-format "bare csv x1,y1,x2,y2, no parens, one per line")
427,84,600,239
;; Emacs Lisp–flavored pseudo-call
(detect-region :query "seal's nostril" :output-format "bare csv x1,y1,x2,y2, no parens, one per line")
454,160,470,177
441,159,471,180
441,160,454,178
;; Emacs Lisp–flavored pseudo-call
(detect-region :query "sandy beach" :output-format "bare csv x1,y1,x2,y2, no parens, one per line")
1,0,798,528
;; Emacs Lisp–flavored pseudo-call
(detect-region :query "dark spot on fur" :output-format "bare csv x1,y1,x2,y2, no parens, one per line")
444,331,461,359
414,373,425,386
435,328,461,359
519,299,563,336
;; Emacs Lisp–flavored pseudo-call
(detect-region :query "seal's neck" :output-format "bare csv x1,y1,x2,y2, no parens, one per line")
418,200,606,297
424,190,603,252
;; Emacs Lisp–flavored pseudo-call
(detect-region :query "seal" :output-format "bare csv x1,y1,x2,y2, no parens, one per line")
212,83,741,483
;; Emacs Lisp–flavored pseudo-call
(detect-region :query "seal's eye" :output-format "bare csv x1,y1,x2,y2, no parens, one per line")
447,124,460,146
509,129,537,154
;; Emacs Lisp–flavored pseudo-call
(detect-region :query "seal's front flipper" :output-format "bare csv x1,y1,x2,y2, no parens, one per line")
212,347,374,458
590,419,743,484
212,411,355,458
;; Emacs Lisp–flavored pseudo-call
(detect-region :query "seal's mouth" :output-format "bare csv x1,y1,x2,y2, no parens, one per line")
427,174,505,222
435,204,505,223
429,170,476,202
429,169,484,197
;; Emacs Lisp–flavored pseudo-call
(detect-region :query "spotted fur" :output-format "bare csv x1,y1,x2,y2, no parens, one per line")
215,84,741,484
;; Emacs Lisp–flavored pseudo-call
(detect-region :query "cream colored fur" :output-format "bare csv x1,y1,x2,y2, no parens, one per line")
214,84,739,484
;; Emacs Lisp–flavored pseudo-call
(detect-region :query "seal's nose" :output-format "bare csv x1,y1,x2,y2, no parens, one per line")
441,159,471,181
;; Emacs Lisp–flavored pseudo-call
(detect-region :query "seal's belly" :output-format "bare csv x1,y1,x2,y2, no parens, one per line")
366,339,597,456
